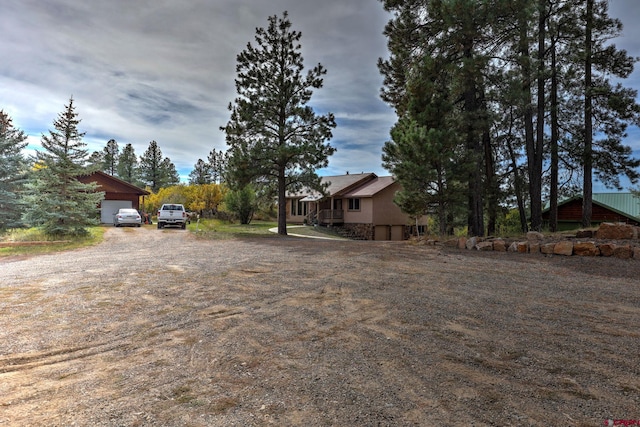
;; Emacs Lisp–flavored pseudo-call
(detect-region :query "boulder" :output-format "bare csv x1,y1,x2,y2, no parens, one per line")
613,245,633,259
573,242,599,257
527,231,545,242
492,239,507,252
476,242,494,251
457,237,467,249
508,242,519,252
634,247,640,260
596,222,636,240
529,242,540,254
517,242,529,253
598,243,615,257
465,236,478,250
554,241,574,256
540,243,556,254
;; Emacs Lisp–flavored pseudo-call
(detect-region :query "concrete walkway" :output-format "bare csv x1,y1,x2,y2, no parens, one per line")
268,225,345,240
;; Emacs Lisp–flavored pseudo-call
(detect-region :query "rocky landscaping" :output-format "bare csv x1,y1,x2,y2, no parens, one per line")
426,222,640,260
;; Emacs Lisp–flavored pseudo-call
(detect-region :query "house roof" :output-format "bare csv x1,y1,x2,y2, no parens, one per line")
343,176,396,197
78,171,150,195
323,173,377,196
544,193,640,220
291,173,397,201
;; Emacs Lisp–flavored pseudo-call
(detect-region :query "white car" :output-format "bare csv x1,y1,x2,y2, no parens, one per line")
113,208,142,227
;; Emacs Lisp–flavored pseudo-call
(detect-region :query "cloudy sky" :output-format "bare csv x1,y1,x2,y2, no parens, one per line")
1,0,639,189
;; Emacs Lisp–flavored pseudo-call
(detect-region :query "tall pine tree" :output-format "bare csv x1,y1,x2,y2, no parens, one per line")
139,141,179,192
222,12,336,235
117,143,140,185
22,97,104,236
102,139,119,176
0,110,28,229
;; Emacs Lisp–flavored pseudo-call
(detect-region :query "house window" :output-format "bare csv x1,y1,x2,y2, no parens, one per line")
291,199,307,216
348,198,360,211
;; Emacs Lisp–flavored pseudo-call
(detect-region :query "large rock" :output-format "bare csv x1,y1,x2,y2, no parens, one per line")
598,243,616,257
554,241,574,256
596,222,637,240
527,231,545,242
476,242,494,251
634,247,640,260
529,242,540,254
492,239,507,252
457,237,467,249
573,242,599,257
517,242,529,253
541,243,556,254
613,245,633,259
508,242,519,252
466,237,478,250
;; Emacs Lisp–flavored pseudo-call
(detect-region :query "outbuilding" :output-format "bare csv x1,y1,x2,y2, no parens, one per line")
542,193,640,230
77,171,150,224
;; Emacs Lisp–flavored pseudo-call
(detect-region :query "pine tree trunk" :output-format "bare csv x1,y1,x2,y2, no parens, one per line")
463,41,484,237
519,8,540,232
533,0,546,231
549,38,559,233
277,168,287,235
582,0,593,228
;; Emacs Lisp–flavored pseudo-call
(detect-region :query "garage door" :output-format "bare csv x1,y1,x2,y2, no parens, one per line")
101,200,132,224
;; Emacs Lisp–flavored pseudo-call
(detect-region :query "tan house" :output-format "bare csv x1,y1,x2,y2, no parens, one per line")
286,173,424,240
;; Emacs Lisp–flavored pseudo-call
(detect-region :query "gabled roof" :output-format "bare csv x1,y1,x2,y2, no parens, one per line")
544,193,640,220
78,171,150,195
343,176,396,197
323,173,377,195
290,173,398,201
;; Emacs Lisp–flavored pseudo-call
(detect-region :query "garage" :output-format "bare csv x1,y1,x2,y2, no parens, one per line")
78,171,150,224
100,200,133,224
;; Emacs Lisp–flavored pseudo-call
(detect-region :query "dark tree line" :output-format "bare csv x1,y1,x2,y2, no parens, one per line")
379,0,640,236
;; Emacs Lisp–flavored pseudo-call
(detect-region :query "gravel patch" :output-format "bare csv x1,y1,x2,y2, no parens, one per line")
1,227,639,426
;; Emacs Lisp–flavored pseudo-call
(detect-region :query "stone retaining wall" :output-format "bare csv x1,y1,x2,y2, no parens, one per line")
427,222,640,260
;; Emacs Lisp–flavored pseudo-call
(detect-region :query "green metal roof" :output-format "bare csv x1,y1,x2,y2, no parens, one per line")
544,193,640,220
591,193,640,219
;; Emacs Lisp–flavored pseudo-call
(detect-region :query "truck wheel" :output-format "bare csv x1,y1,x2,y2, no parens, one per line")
157,222,163,229
181,222,186,229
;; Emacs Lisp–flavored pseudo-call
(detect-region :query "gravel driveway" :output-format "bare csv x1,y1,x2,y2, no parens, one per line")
1,227,639,426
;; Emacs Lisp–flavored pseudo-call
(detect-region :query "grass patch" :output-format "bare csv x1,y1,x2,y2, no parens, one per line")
191,219,346,240
191,219,278,239
0,226,106,257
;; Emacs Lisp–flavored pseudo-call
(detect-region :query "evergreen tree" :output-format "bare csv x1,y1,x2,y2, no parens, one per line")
87,150,104,170
139,141,180,191
117,143,139,185
189,158,212,185
382,55,466,235
102,139,119,176
224,184,257,225
161,157,180,187
221,12,336,235
0,110,28,229
22,97,104,236
207,148,228,184
139,141,163,192
379,0,503,236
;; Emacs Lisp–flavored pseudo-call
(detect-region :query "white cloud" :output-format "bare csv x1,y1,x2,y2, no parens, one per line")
2,0,639,184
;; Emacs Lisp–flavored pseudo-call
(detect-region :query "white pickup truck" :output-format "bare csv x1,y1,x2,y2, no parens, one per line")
157,203,188,229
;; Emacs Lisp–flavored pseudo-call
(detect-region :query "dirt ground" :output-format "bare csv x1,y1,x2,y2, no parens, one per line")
1,227,639,426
